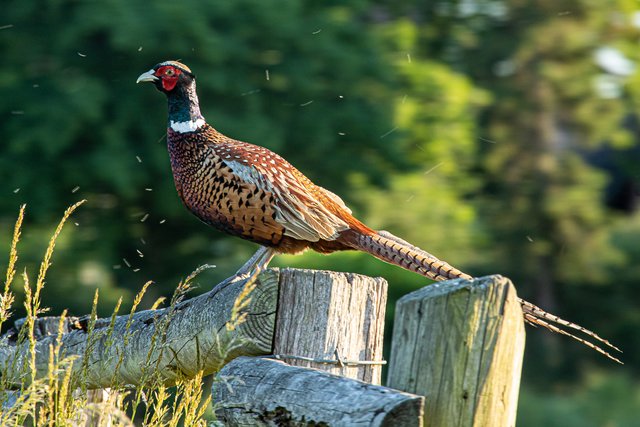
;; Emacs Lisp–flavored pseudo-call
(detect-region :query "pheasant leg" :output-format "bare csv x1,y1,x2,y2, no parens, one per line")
234,246,277,278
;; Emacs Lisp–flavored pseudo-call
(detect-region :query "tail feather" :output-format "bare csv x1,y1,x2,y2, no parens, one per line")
519,299,622,363
343,229,622,363
345,229,472,281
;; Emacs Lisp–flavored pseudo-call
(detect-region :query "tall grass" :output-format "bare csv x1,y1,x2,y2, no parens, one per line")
0,204,248,426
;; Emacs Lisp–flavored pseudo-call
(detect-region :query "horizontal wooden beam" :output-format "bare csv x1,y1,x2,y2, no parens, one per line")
0,270,279,388
213,356,424,426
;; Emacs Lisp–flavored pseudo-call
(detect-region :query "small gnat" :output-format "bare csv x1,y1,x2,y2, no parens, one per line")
145,188,153,191
140,213,149,222
72,186,80,193
13,188,19,193
159,219,166,224
123,258,131,268
380,127,397,139
136,156,142,163
136,249,144,258
240,89,261,97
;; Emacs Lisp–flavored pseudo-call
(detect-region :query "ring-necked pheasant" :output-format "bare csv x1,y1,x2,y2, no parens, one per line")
137,60,620,362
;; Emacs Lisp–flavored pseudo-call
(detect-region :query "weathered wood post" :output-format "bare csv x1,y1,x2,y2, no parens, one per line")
387,275,525,427
273,268,388,384
213,268,426,426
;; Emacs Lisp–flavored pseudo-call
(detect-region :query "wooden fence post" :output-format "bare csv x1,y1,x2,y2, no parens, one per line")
272,268,388,384
386,275,525,427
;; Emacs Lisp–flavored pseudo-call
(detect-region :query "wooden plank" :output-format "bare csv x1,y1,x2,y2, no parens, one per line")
387,275,525,427
273,268,388,384
213,356,424,426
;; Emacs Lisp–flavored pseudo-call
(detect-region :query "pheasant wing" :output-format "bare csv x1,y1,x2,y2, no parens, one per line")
221,142,350,242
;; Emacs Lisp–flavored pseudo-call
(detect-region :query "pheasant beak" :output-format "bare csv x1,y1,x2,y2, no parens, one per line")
136,69,159,84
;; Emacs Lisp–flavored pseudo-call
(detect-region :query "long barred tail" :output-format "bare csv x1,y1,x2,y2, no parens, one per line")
345,229,622,364
345,230,473,281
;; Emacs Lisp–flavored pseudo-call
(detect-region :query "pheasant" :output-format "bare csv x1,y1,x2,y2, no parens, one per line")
137,60,620,362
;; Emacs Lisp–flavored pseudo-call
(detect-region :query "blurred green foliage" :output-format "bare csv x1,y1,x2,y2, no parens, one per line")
1,0,639,424
518,372,640,427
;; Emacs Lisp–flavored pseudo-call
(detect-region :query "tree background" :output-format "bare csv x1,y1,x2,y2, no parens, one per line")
1,0,639,424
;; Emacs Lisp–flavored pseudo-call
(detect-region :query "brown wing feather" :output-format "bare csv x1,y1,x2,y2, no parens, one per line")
217,136,352,242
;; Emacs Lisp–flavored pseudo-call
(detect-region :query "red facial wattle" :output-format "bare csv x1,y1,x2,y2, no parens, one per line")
155,65,182,91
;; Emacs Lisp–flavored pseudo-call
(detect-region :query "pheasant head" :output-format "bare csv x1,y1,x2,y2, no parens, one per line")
137,61,205,132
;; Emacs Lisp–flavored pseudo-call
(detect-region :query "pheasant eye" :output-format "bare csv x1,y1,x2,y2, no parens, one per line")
165,68,175,76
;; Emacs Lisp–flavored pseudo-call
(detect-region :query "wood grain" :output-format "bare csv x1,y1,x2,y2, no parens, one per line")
273,268,388,384
387,275,525,427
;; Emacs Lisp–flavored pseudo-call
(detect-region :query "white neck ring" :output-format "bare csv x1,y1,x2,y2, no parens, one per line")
170,118,206,133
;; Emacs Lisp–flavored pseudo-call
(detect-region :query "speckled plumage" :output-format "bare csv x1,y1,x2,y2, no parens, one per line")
167,124,372,255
